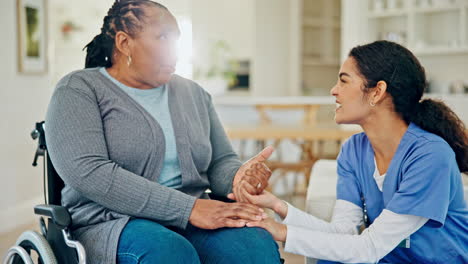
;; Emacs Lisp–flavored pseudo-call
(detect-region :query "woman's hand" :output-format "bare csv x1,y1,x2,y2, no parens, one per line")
247,217,287,242
228,188,278,210
188,199,267,230
227,189,288,218
232,146,274,203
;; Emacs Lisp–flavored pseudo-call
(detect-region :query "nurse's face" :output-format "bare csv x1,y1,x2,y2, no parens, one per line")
330,57,373,125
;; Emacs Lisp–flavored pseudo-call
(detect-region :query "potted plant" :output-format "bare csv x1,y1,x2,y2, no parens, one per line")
194,40,239,95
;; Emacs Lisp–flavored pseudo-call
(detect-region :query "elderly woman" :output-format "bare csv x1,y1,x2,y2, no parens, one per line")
45,0,281,263
233,40,468,263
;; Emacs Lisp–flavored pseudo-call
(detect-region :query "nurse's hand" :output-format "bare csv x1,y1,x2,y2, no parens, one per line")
228,189,288,219
232,146,274,203
247,217,287,242
189,199,267,230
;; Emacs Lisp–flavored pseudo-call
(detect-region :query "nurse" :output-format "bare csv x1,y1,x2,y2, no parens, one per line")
229,40,468,263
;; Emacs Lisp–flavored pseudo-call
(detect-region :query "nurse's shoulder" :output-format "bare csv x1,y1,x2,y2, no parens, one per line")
407,123,455,154
403,123,457,171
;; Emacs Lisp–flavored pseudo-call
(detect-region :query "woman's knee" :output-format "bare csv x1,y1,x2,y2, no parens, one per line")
164,231,200,263
137,231,199,263
242,227,280,259
118,219,199,263
219,227,280,263
188,226,281,264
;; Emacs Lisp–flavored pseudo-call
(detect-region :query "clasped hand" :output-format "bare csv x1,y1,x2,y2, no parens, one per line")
228,189,288,241
227,146,288,242
188,146,274,230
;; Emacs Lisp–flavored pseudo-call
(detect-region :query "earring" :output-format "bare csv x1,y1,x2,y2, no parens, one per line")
370,101,376,107
127,55,132,67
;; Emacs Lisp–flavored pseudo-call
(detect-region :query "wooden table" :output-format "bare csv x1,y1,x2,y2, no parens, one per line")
225,124,359,141
225,123,361,194
225,124,360,163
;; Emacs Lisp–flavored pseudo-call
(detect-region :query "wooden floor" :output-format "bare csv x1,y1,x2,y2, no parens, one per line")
0,220,305,264
0,221,38,261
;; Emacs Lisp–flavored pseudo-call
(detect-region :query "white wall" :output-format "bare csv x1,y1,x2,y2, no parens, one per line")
192,0,254,62
192,0,298,97
191,0,254,94
0,0,53,233
0,0,113,234
340,0,368,63
251,0,292,97
49,0,114,85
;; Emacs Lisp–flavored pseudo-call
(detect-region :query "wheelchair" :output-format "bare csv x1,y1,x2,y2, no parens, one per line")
3,122,286,264
3,121,86,264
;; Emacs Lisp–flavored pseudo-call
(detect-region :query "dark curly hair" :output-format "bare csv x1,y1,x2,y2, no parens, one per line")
349,40,467,173
83,0,168,68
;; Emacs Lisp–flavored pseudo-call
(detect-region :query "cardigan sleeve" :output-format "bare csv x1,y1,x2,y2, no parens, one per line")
204,93,243,197
45,75,196,229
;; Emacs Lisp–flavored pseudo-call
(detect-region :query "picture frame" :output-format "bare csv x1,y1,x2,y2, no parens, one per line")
17,0,48,74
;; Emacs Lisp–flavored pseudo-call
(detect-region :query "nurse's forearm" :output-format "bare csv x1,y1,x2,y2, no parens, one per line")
284,209,427,263
273,199,288,218
281,200,362,234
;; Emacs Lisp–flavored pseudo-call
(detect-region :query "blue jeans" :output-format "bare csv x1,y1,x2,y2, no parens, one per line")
117,218,281,264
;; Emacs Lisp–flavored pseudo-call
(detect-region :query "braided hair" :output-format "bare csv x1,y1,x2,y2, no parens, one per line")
83,0,167,68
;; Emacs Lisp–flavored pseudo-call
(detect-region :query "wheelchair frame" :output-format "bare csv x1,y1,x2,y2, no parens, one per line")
2,121,86,264
3,121,286,264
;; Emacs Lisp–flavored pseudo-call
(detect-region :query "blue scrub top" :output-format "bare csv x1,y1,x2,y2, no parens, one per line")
335,123,467,263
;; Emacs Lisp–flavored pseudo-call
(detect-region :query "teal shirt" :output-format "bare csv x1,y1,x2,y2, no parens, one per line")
100,67,182,188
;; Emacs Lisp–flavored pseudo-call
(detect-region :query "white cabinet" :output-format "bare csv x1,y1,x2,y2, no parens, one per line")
342,0,468,95
365,0,468,55
301,0,342,95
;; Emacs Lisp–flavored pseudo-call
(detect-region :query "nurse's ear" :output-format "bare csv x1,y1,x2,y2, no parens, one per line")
369,80,388,107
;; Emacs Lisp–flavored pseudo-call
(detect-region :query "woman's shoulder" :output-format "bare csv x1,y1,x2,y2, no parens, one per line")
169,75,208,92
55,68,102,92
168,74,211,101
57,68,100,84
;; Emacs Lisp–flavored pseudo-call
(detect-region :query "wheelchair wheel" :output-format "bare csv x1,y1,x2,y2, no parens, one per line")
11,230,57,264
2,246,33,264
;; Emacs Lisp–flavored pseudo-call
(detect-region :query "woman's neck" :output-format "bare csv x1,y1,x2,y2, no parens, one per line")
106,64,155,89
361,110,408,172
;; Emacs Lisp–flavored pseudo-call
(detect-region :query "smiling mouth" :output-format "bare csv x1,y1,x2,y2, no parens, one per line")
335,102,342,110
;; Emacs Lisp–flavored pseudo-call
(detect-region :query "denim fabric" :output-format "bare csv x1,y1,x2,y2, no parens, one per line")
117,219,199,264
117,218,282,264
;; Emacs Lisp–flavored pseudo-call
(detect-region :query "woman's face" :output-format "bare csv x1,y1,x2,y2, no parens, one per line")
330,57,373,125
130,7,180,87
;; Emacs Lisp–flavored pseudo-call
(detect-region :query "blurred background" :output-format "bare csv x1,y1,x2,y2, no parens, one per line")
1,0,467,262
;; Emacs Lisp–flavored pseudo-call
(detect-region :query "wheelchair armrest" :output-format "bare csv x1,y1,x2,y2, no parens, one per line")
34,204,71,229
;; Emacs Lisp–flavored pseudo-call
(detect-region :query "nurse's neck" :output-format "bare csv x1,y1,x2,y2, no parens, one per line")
362,111,408,172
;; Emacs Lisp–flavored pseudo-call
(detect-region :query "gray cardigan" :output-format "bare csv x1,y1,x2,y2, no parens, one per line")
45,68,242,263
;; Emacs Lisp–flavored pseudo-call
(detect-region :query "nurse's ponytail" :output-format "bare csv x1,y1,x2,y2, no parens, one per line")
349,40,467,173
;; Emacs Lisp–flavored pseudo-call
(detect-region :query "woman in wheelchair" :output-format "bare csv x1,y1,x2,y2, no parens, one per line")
230,41,468,263
39,0,282,263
